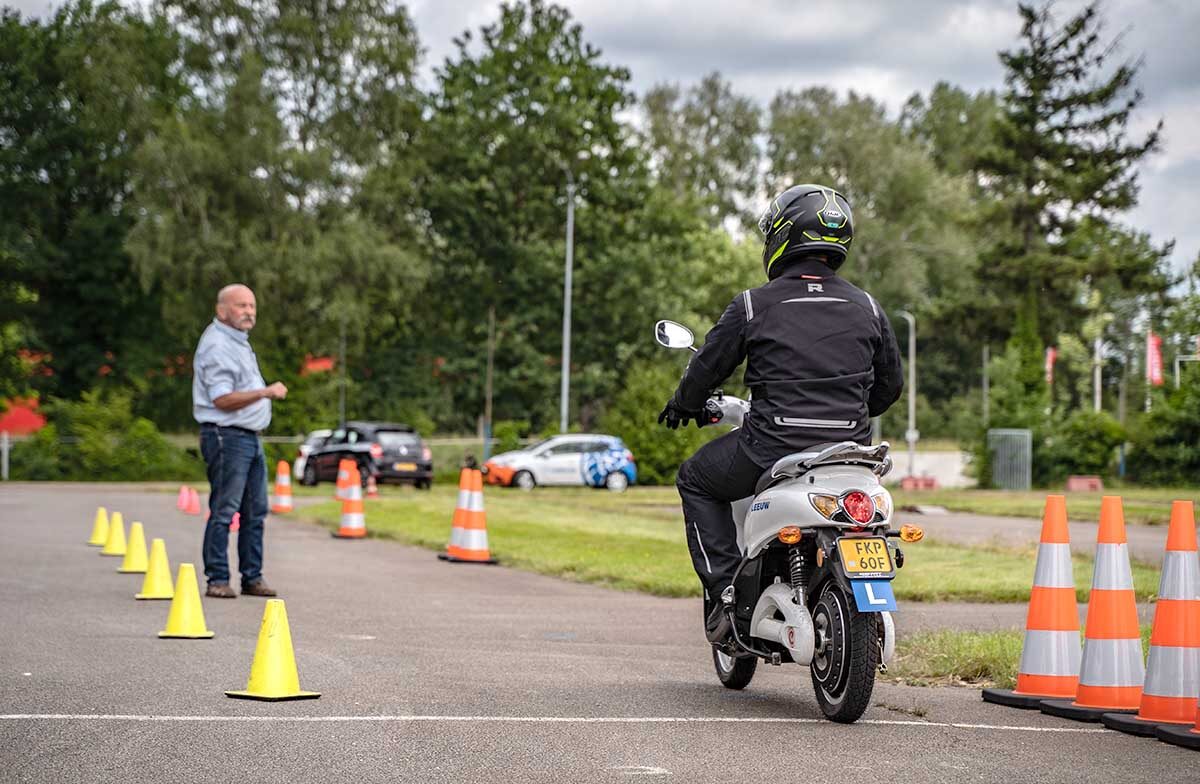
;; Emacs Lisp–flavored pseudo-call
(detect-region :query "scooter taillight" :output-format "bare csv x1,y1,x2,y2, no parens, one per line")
842,491,874,524
369,443,383,459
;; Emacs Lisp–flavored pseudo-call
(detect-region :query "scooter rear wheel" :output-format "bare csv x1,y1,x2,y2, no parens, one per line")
713,646,757,690
809,581,878,723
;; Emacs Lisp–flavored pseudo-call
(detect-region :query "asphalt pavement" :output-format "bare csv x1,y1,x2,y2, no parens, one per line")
1,484,1195,783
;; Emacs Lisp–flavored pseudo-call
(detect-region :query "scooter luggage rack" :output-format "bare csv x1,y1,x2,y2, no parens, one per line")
767,441,892,483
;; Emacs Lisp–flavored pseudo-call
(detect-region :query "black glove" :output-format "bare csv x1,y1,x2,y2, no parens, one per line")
658,399,702,430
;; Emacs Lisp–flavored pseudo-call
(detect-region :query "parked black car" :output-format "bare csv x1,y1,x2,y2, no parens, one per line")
300,421,433,489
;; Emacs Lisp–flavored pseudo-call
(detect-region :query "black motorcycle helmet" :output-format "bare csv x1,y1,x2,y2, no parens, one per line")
757,184,854,279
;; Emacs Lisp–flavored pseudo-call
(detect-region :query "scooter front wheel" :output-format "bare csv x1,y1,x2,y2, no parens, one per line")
809,581,879,723
712,646,757,690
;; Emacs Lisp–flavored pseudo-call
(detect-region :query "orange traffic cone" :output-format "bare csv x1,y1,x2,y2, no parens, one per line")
983,495,1081,708
185,487,202,516
271,460,293,513
332,467,366,538
438,469,497,564
366,472,379,499
1042,496,1144,721
334,459,353,501
1106,501,1200,736
176,486,189,511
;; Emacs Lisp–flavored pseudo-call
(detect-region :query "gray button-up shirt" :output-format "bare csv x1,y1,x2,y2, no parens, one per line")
192,319,271,432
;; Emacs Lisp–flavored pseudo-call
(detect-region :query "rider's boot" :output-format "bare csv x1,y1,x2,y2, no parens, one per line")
705,586,734,643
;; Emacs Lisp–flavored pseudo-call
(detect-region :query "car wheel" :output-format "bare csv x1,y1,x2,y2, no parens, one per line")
513,470,536,491
416,480,432,490
604,471,629,492
302,461,318,486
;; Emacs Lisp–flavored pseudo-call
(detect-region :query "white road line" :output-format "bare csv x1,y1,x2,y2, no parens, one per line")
0,714,1107,733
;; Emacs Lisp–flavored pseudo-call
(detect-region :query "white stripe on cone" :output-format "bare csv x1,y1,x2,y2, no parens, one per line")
1091,543,1135,590
1018,630,1082,677
1078,638,1145,686
450,528,490,552
1159,551,1200,600
1143,646,1200,698
1032,544,1075,588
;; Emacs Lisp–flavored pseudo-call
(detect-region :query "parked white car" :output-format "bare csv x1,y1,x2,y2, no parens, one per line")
483,434,637,491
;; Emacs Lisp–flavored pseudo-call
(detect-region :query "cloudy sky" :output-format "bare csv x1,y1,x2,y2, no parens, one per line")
14,0,1199,272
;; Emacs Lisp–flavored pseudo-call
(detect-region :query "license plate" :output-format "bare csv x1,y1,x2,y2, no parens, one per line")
836,536,893,577
393,462,417,472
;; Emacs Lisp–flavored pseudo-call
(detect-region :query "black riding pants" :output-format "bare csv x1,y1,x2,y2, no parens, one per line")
676,430,767,599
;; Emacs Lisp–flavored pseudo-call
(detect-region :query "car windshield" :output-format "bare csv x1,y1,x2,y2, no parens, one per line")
376,430,420,447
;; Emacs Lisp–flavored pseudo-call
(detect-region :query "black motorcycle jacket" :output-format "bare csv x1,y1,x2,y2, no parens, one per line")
671,258,904,462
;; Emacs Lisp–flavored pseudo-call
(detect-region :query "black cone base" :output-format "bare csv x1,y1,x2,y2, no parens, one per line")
981,688,1056,709
1101,712,1183,737
225,690,321,702
437,553,498,565
1040,699,1136,722
1156,723,1200,750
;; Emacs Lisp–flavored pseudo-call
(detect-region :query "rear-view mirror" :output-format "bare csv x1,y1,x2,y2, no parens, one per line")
655,320,695,350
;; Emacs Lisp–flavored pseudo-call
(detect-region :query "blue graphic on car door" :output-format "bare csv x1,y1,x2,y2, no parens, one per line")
581,444,637,487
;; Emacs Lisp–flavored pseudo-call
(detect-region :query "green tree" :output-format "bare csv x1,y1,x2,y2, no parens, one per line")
900,82,1001,179
974,1,1163,343
418,0,688,431
641,72,761,227
765,88,976,314
0,2,186,401
126,0,429,431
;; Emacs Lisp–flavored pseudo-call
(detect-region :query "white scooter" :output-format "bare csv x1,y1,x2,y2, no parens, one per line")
656,319,923,723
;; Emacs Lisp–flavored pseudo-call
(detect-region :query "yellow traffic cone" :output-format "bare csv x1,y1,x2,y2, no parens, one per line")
225,599,319,701
87,506,109,546
136,538,174,600
118,522,149,573
100,511,127,557
158,563,214,639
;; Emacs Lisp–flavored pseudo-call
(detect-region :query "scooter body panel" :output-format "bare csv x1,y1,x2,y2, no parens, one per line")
738,465,892,559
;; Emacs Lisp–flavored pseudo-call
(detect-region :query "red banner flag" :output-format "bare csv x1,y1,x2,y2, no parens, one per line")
1147,332,1164,387
1045,346,1057,385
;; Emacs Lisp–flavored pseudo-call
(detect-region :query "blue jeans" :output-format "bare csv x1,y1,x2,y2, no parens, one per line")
199,425,267,587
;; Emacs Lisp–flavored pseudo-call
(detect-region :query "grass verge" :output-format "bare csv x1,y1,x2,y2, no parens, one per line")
891,487,1200,526
889,626,1153,689
291,486,1161,602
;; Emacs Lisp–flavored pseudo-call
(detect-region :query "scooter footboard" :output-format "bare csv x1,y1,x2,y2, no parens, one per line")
749,584,815,665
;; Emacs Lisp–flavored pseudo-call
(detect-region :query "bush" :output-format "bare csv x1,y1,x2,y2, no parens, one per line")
9,424,65,480
492,420,531,455
1128,382,1200,485
1040,410,1124,483
598,360,718,485
8,390,206,481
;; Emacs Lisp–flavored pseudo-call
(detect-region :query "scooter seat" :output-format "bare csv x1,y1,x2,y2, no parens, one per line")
754,444,844,495
754,441,890,495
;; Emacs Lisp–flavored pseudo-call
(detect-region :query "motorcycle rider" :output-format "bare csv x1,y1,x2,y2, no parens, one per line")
659,184,904,643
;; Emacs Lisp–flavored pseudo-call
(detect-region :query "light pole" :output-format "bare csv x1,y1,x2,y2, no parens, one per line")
558,163,575,434
898,310,917,478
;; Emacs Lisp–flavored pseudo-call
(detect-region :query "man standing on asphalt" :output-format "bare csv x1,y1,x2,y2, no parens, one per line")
192,283,287,598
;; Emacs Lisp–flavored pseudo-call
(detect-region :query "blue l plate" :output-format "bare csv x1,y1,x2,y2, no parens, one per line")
851,579,897,612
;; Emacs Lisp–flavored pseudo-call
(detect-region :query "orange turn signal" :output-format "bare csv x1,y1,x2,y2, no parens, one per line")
899,524,924,543
778,526,803,544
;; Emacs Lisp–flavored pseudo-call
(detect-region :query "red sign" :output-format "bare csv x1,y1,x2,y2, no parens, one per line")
1045,347,1057,385
0,397,47,435
1147,332,1164,387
